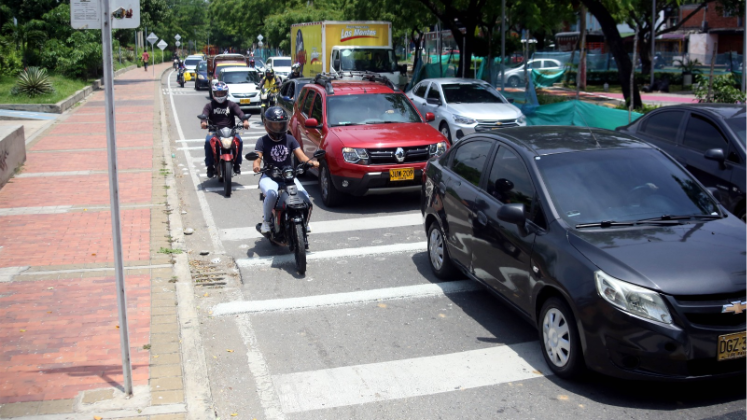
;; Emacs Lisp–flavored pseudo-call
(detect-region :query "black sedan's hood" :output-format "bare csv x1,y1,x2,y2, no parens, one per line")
568,217,746,296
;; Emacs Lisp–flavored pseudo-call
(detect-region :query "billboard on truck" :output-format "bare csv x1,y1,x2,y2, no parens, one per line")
291,21,392,78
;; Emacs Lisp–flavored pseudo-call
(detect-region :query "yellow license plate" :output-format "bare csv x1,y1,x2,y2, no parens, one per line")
717,331,746,361
240,98,251,104
389,168,414,181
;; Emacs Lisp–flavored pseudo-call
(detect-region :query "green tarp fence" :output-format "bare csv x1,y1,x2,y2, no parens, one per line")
525,100,642,130
531,69,566,88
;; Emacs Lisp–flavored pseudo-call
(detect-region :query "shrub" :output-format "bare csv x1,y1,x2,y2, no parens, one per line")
13,67,54,97
693,74,746,103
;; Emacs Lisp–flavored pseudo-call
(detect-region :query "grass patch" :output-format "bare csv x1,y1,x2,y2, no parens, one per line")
158,247,183,254
0,74,88,105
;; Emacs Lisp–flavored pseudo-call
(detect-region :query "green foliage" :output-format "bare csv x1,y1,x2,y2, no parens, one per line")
693,74,746,104
0,73,86,104
674,58,702,74
13,66,53,97
614,101,661,114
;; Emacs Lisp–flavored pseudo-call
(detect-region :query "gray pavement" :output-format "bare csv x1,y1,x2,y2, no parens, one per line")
162,70,746,420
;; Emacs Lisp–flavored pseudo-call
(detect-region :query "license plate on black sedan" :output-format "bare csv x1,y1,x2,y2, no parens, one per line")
717,331,746,361
390,168,414,181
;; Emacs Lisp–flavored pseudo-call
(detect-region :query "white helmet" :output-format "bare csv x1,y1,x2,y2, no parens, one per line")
212,82,229,104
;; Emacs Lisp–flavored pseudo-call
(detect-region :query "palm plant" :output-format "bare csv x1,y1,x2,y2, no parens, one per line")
13,67,53,97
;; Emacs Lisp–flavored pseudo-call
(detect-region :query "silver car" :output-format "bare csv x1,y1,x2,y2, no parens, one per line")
406,78,526,144
501,58,562,88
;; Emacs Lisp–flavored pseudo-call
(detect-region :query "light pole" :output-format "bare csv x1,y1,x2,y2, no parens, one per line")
651,0,656,87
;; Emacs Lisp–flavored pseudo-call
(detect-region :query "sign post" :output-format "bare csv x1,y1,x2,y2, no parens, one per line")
147,32,158,76
157,39,167,64
175,34,181,58
70,0,141,397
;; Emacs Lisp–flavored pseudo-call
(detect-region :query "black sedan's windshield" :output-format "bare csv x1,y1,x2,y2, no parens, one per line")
327,94,422,126
442,84,505,104
197,62,207,72
536,148,719,226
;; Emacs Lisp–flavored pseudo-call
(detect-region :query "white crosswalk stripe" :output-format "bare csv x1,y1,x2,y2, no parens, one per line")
220,212,422,241
272,341,549,413
235,242,426,268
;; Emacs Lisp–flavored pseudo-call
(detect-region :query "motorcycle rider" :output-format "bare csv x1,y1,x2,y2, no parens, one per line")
288,63,302,79
253,106,319,234
201,82,249,178
248,58,256,69
257,68,282,91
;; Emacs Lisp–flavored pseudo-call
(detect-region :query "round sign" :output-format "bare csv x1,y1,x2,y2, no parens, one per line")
175,41,181,47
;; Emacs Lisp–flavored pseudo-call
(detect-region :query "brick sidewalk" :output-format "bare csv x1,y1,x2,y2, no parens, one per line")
0,63,187,419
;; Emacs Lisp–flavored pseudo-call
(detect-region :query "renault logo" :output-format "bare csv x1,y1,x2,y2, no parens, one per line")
722,301,747,315
394,147,405,163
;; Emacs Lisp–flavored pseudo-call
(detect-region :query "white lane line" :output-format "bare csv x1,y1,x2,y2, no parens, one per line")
221,212,422,241
168,70,225,254
235,241,426,268
213,280,480,316
272,341,549,414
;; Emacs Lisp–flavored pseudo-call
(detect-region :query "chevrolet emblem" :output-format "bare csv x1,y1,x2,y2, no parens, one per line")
495,121,502,126
722,301,747,315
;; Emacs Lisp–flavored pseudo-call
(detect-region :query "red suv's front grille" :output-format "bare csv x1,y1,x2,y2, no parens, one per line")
367,146,430,165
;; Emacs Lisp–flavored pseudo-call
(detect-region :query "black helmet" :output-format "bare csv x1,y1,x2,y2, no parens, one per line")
265,68,274,77
264,106,289,141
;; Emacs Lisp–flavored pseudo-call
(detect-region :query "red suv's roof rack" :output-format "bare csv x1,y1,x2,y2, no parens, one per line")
313,73,337,95
313,72,400,95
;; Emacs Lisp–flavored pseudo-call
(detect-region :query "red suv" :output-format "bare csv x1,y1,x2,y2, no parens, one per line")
289,75,448,206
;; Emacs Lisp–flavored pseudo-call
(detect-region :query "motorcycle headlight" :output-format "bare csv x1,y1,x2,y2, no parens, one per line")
342,147,369,164
283,167,295,180
595,270,673,324
428,141,447,157
453,114,476,125
220,137,233,149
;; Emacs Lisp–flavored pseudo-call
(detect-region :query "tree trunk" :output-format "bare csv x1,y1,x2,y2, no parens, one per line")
581,0,642,107
638,29,652,78
447,24,477,78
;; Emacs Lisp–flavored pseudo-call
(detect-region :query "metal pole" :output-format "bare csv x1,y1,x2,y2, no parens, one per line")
743,0,746,92
651,0,656,87
630,27,638,122
152,43,155,77
462,37,466,78
99,0,133,396
501,0,505,92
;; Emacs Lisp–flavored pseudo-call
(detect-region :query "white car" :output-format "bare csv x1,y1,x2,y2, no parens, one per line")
501,58,562,88
219,67,262,111
266,56,292,80
406,78,526,144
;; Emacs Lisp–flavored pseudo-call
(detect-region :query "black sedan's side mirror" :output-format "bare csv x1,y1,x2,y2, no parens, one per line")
704,148,726,164
245,152,260,161
497,203,526,225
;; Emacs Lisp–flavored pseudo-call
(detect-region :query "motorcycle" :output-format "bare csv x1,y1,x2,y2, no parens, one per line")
198,114,248,197
259,84,280,122
245,149,326,274
177,65,185,88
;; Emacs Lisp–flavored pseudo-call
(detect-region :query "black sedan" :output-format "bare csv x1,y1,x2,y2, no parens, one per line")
617,104,746,221
422,126,746,380
277,77,312,116
195,60,210,90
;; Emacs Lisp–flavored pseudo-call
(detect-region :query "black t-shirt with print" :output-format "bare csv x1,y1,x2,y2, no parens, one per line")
255,134,300,169
202,100,245,129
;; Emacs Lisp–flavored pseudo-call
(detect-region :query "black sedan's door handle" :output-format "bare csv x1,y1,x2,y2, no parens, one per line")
437,182,446,195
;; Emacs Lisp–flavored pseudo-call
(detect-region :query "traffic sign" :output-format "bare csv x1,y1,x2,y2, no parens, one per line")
175,34,181,41
175,41,181,47
157,39,168,50
147,32,158,45
70,0,140,30
257,34,263,41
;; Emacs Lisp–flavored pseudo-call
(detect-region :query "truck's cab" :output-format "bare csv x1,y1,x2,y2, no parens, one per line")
328,46,406,89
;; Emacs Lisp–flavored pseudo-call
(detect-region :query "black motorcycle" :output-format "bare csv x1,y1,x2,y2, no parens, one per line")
177,64,185,88
199,114,248,197
245,150,325,274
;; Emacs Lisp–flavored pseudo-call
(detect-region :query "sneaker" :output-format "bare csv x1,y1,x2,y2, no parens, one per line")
260,221,271,234
206,166,215,178
233,164,241,175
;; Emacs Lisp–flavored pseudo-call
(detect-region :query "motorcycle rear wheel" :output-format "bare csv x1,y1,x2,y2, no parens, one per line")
223,161,232,197
293,223,306,274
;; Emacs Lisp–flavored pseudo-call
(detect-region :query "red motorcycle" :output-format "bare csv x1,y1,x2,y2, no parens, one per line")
198,114,248,197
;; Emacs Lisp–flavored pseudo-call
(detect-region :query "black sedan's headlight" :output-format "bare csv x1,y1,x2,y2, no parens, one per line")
595,270,673,324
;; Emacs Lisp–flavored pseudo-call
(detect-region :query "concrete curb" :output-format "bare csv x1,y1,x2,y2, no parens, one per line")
0,65,137,114
158,66,216,420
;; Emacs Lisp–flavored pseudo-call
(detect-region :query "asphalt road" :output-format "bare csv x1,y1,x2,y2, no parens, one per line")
161,71,746,420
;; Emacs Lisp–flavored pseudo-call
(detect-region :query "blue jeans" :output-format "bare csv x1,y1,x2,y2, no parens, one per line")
204,133,243,168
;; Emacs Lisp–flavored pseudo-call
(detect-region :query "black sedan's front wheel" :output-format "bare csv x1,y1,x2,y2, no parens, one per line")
538,297,584,379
